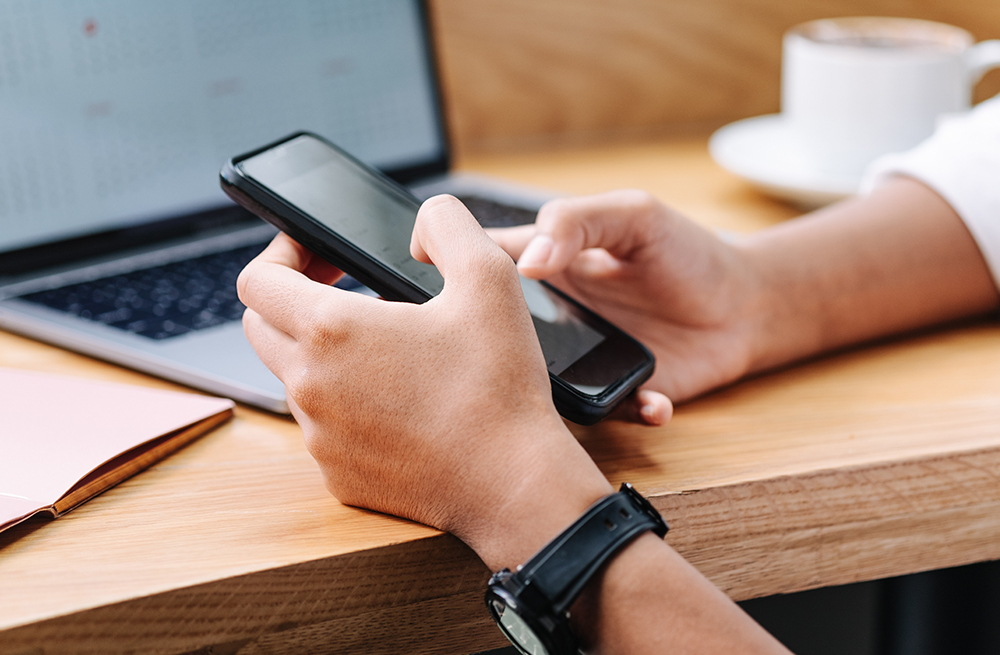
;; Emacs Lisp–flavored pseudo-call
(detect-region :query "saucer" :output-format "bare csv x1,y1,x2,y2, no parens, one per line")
709,114,862,208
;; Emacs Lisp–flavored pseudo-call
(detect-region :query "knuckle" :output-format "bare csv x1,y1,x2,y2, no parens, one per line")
284,366,327,416
419,194,470,227
299,424,325,457
619,188,658,211
536,197,573,227
295,305,325,338
281,367,310,405
421,193,460,211
296,297,343,343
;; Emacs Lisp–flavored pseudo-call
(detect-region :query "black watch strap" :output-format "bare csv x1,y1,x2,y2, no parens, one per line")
509,483,668,616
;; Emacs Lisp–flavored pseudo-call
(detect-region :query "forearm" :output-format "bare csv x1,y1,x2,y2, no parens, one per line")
569,533,790,654
740,177,999,373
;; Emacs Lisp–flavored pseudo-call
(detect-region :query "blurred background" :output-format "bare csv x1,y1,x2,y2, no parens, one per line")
429,0,1000,156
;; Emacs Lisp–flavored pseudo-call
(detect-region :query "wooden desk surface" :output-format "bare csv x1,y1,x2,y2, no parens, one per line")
3,137,1000,655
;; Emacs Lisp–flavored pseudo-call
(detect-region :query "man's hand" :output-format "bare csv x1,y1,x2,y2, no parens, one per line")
237,195,612,570
490,189,764,404
492,179,999,409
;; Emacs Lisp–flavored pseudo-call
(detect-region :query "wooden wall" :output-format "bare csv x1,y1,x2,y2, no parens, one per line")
429,0,1000,155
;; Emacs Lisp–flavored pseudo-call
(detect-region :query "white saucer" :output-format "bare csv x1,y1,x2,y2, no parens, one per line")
709,114,862,208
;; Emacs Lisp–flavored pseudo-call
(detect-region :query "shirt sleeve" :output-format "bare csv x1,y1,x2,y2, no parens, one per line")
860,94,1000,289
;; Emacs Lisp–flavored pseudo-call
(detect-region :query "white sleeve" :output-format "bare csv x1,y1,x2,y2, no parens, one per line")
860,95,1000,289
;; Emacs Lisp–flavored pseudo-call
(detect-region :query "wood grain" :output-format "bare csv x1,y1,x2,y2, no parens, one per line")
586,323,1000,598
430,0,1000,153
661,447,1000,600
4,137,1000,654
0,534,507,655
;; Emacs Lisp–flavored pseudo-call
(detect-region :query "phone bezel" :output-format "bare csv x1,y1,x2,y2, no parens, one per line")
220,132,655,424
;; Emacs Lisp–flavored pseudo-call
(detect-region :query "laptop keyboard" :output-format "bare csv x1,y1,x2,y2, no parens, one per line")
18,196,537,341
457,194,538,228
19,242,272,340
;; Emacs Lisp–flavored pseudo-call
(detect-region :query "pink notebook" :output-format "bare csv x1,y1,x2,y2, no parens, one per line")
0,368,234,533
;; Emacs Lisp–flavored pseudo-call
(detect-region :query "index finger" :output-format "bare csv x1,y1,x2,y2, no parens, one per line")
519,190,671,278
256,232,346,285
485,224,537,262
237,234,349,337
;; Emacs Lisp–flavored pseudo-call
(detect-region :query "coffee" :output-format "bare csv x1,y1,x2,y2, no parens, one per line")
796,18,968,52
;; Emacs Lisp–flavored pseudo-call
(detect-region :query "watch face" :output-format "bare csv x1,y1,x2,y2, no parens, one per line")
495,602,551,655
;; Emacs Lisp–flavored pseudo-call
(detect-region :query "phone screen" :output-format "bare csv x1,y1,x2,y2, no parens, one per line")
240,135,607,382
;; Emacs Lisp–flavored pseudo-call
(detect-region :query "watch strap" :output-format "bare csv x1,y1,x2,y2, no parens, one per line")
512,483,668,616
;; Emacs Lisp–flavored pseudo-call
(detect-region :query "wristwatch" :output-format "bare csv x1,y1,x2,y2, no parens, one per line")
485,483,668,655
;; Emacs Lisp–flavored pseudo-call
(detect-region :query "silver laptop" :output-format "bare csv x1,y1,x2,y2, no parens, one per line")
0,0,549,413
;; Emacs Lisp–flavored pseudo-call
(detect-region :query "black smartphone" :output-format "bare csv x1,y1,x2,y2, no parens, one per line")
220,132,654,424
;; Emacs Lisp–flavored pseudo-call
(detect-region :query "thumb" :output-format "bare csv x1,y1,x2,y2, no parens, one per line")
410,194,520,297
516,189,671,279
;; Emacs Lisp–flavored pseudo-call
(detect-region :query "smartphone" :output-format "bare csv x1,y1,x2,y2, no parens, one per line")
220,132,654,424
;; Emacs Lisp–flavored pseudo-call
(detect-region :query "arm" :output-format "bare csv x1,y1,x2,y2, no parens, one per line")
568,532,788,653
742,176,999,373
493,177,998,405
237,196,788,654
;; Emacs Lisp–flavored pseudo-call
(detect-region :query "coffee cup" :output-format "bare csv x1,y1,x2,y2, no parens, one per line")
782,17,1000,177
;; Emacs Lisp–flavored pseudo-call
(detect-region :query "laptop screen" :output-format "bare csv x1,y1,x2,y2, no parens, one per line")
0,0,446,256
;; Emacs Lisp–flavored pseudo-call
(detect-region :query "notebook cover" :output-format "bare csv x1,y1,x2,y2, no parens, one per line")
0,368,234,532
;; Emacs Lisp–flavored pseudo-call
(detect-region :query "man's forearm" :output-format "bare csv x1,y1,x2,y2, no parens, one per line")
740,177,999,373
569,533,790,654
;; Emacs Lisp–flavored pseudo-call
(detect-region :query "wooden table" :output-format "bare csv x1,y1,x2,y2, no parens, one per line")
3,136,1000,655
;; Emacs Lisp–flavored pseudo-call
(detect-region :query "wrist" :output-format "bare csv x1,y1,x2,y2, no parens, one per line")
735,234,826,375
486,484,669,655
457,419,613,572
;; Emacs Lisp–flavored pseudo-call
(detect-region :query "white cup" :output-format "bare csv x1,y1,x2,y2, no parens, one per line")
782,17,1000,177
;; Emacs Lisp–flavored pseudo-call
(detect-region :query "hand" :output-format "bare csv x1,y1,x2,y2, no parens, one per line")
490,190,763,404
238,194,791,654
491,180,1000,409
237,195,612,570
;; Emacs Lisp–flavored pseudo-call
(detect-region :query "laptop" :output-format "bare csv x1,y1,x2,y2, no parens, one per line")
0,0,550,413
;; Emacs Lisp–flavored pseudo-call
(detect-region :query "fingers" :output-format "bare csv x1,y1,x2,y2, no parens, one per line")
485,224,537,261
410,195,520,297
301,256,345,287
247,233,344,284
516,190,670,279
606,388,673,426
238,233,355,338
242,307,297,378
